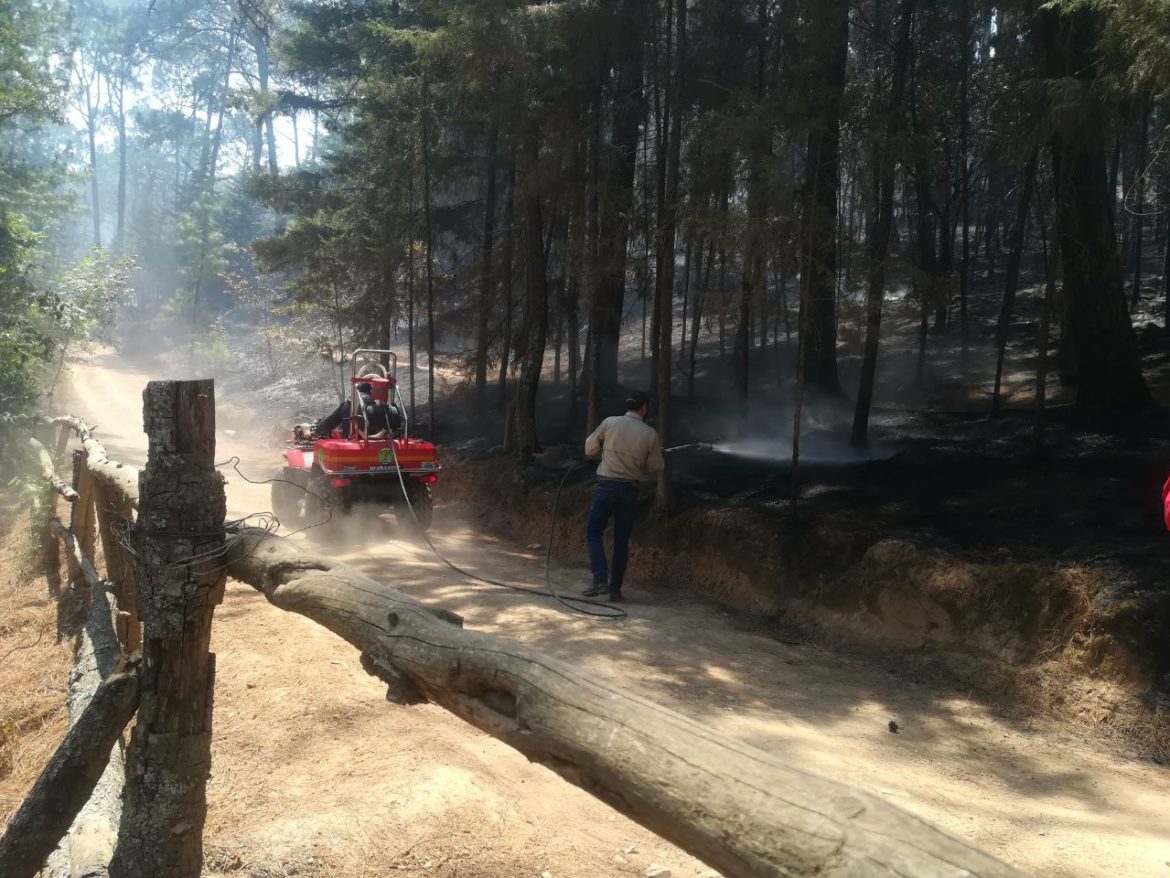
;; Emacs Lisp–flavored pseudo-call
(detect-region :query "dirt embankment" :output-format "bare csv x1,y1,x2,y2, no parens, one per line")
442,449,1169,755
0,508,73,822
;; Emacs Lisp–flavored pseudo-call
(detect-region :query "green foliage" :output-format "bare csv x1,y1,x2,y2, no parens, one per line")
0,1,78,421
40,248,136,400
193,317,233,371
1045,0,1170,98
49,249,136,347
0,210,46,418
0,0,64,125
176,197,231,296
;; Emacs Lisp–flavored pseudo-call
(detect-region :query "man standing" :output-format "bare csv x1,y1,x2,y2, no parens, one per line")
581,389,664,602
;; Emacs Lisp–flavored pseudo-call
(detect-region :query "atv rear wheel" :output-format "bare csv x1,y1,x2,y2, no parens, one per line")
396,483,433,532
300,470,336,530
271,467,307,529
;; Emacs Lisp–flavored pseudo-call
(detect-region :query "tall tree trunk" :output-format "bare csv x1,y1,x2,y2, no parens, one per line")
421,80,437,439
475,124,500,406
1163,164,1170,328
958,0,971,333
381,251,397,356
499,158,518,400
1036,196,1056,449
85,77,101,248
255,33,278,172
592,0,647,393
566,139,587,425
1109,131,1122,224
991,148,1039,415
585,79,603,428
734,0,770,406
688,240,712,399
799,0,847,396
914,173,937,386
112,71,127,250
513,126,548,461
408,177,417,414
779,260,792,342
851,0,916,447
1130,101,1149,312
649,1,670,395
656,0,686,512
1041,6,1149,410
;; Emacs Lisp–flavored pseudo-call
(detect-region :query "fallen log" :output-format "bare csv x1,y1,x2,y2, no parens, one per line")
45,415,138,511
28,437,79,501
0,667,139,878
225,528,1027,878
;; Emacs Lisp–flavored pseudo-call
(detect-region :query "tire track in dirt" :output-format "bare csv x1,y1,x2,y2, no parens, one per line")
59,353,1170,878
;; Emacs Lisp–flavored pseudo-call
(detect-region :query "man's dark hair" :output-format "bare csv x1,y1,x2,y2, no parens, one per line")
625,389,650,411
356,382,372,395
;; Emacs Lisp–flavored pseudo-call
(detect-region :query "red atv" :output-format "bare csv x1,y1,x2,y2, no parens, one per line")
272,349,441,531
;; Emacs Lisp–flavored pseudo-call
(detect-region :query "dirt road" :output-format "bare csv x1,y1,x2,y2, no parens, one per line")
61,354,1170,878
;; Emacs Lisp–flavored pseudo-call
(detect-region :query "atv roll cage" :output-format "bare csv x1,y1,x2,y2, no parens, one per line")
347,348,410,441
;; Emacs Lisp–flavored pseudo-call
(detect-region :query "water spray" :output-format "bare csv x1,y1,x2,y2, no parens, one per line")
663,442,714,454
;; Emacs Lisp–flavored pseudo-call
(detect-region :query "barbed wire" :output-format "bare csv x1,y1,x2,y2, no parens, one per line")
103,454,338,577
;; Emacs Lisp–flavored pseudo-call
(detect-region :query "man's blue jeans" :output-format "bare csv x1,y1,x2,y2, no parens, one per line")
586,478,639,592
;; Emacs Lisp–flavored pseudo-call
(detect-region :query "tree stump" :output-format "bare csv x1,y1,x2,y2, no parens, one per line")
109,380,225,878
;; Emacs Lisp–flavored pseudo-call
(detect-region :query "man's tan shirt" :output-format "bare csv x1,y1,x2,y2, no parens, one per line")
585,411,665,483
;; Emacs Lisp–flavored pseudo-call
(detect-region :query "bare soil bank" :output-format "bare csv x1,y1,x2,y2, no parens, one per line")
441,436,1170,759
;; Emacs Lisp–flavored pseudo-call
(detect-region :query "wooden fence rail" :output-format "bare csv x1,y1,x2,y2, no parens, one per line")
0,416,141,878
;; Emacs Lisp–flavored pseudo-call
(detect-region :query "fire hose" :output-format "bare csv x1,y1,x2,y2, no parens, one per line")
388,441,712,620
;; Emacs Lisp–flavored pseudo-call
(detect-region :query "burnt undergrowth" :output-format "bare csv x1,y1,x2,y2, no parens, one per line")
439,397,1170,755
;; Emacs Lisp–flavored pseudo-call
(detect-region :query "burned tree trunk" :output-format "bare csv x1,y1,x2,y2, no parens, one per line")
799,0,848,397
655,0,686,511
851,0,916,447
991,148,1039,415
511,127,548,461
475,123,499,406
109,380,227,878
591,0,646,393
1041,6,1149,410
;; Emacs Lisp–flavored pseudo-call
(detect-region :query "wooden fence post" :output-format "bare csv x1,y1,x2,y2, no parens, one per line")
65,451,97,608
108,380,225,878
93,482,140,652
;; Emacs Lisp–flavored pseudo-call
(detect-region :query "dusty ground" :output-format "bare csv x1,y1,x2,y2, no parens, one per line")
28,351,1170,877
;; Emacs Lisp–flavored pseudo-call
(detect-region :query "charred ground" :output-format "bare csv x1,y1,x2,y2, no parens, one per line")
417,278,1170,750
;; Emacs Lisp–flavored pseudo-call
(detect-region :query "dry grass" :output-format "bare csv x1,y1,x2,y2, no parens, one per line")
0,504,73,829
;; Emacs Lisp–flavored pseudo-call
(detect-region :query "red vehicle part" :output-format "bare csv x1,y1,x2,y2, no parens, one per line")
272,349,440,531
